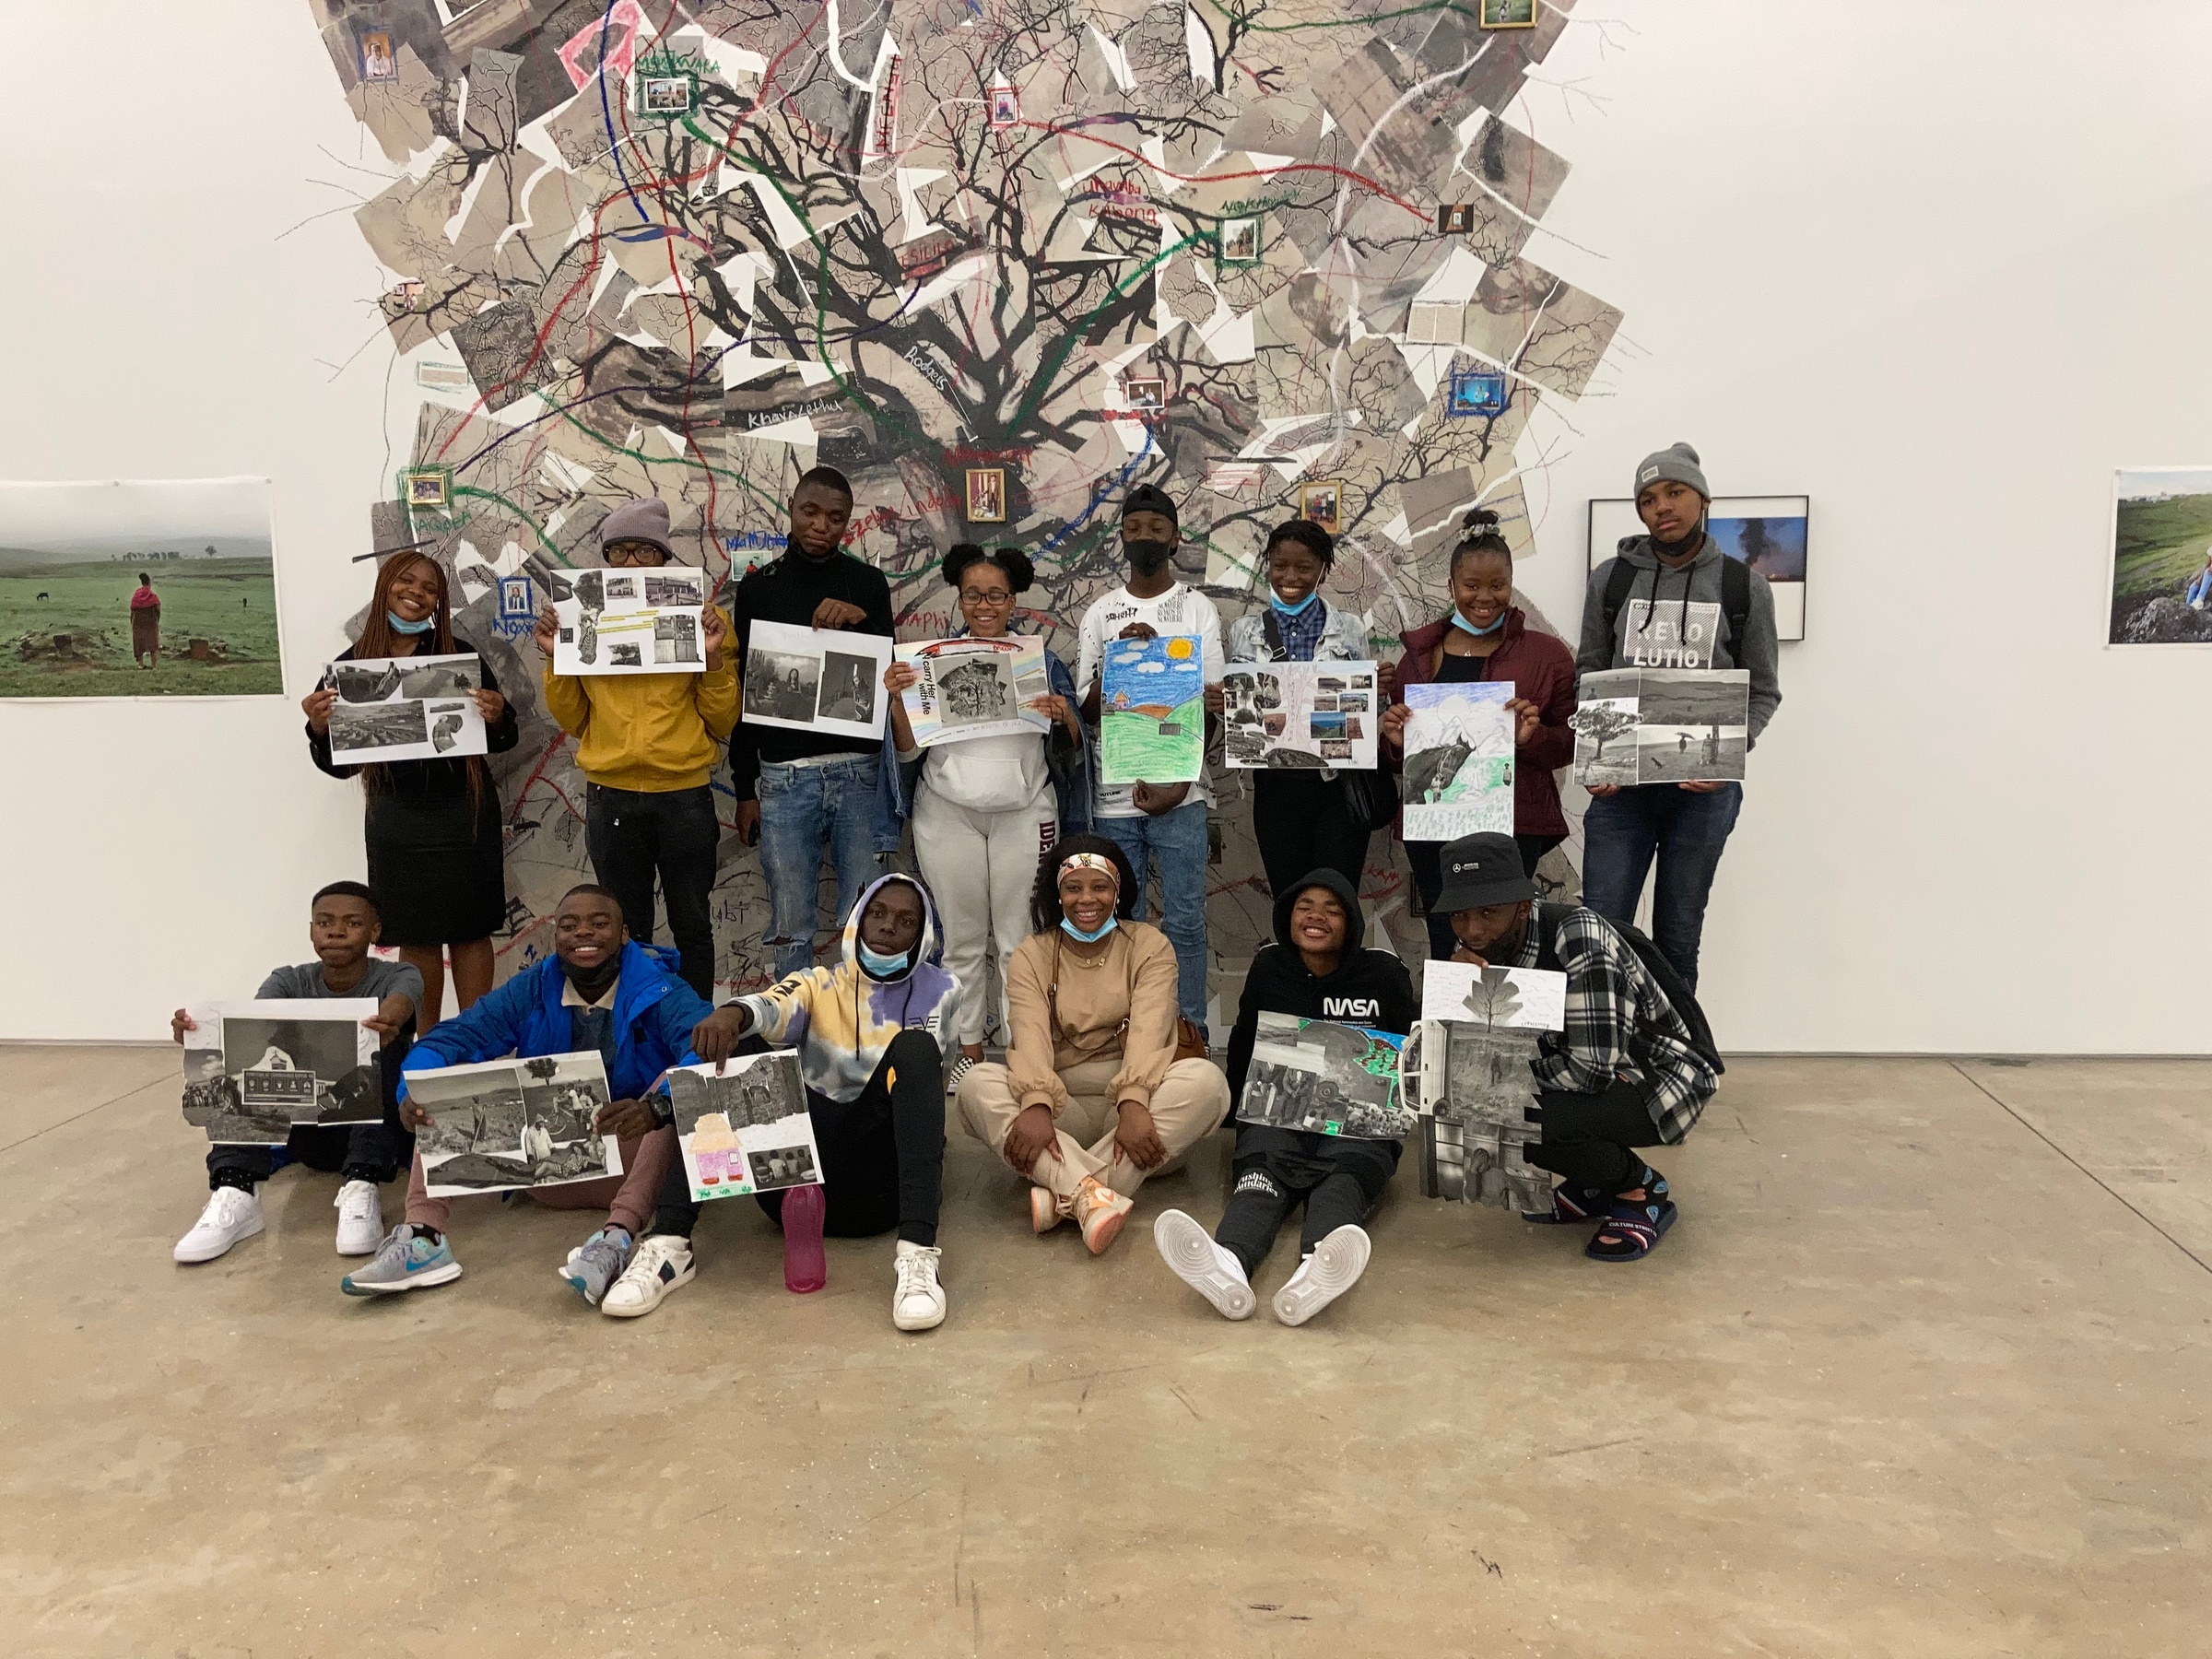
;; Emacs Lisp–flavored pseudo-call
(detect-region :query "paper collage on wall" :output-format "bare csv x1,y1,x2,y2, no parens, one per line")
549,566,707,675
1100,635,1205,785
894,635,1053,747
1588,497,1809,641
1240,1014,1411,1139
1406,961,1567,1211
1399,682,1514,840
0,477,281,700
1571,668,1749,786
1219,662,1380,771
326,652,487,763
181,1001,381,1144
307,0,1629,994
407,1051,621,1196
666,1052,822,1202
742,621,892,738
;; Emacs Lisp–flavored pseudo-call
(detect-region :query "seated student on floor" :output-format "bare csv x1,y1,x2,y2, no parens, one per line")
1153,868,1418,1324
955,835,1230,1256
1430,831,1720,1262
628,873,957,1332
339,885,706,1297
171,882,420,1265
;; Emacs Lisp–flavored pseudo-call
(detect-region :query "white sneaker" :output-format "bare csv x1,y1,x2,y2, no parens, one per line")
333,1180,383,1256
601,1235,695,1320
174,1187,265,1264
1271,1224,1371,1326
1153,1208,1255,1320
892,1240,947,1331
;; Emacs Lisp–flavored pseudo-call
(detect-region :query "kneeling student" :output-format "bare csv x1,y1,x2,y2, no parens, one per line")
1154,869,1417,1324
171,881,420,1264
340,886,705,1297
1432,831,1720,1261
654,874,957,1331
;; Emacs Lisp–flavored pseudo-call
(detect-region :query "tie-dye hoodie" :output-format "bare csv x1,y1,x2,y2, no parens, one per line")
731,872,959,1103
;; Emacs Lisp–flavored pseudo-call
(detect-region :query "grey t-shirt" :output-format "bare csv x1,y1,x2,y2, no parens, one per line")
254,958,424,1010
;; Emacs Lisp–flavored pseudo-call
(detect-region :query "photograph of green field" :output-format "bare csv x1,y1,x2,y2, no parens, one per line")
2109,467,2212,644
0,478,281,697
1100,636,1204,784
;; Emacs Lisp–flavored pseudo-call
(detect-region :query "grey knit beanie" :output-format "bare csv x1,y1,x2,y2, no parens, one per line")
598,497,676,561
1633,442,1709,501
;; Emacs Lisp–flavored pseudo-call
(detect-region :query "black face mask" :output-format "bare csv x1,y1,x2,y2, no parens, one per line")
562,953,621,1000
1124,537,1176,577
1650,524,1704,559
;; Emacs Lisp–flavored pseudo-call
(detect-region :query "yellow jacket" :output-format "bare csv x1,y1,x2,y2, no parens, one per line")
542,605,739,791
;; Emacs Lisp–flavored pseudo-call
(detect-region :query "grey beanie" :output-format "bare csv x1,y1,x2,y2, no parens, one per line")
598,497,676,561
1633,441,1709,501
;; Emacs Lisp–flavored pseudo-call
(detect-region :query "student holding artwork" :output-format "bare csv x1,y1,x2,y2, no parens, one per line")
1075,484,1224,1035
339,887,704,1298
884,544,1087,1095
1153,868,1417,1324
1382,508,1577,960
1222,519,1383,895
670,874,957,1330
728,467,899,978
956,836,1230,1255
1575,443,1782,990
1432,831,1720,1262
301,551,518,1018
171,883,420,1264
534,499,737,1002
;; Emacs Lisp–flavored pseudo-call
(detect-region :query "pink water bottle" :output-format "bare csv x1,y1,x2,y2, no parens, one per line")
782,1182,827,1294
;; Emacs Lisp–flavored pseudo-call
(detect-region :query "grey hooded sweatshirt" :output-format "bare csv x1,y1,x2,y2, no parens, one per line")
1576,535,1783,745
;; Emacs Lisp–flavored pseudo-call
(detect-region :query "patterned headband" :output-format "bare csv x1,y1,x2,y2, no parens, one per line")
1059,852,1120,886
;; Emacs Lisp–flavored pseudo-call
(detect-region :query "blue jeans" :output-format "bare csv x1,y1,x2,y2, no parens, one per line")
1580,783,1743,993
756,757,884,979
1094,801,1211,1031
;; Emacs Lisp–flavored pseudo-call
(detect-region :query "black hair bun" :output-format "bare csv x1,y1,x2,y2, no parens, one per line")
941,542,1035,595
941,543,987,585
1461,505,1500,531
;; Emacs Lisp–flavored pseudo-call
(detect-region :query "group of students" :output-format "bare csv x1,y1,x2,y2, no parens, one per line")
169,440,1778,1330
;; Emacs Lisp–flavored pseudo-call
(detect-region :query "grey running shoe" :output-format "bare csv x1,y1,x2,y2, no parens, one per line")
341,1225,463,1297
559,1228,634,1306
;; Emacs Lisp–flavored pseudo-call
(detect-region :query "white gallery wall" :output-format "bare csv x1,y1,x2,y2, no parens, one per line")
0,2,2205,1050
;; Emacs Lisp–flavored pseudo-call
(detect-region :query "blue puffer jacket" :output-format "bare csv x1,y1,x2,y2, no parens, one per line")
399,940,712,1101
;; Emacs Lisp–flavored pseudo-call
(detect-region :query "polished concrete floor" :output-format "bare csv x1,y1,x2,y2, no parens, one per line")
1,1047,2205,1658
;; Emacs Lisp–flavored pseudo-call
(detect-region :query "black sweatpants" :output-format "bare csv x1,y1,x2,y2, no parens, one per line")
586,782,721,1000
1524,1078,1665,1194
1253,771,1372,897
1215,1124,1401,1277
655,1030,946,1246
206,1033,413,1191
1407,832,1564,959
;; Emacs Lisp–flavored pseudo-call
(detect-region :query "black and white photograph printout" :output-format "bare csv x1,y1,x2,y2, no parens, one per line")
551,565,707,676
1407,962,1567,1211
742,620,893,739
1240,1014,1411,1139
181,1000,381,1143
325,653,487,765
666,1052,821,1202
894,636,1053,747
1219,662,1381,771
1571,668,1750,785
409,1052,621,1196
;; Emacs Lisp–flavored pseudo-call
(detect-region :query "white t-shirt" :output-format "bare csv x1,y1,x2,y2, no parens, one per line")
1076,582,1225,818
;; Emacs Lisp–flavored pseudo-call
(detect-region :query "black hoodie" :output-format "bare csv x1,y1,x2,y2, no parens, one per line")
1223,868,1420,1100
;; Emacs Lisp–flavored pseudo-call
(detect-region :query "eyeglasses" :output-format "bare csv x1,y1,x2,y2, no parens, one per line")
959,589,1015,606
604,541,665,566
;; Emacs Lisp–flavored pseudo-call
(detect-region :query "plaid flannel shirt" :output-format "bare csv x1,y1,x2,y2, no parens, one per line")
1512,907,1718,1143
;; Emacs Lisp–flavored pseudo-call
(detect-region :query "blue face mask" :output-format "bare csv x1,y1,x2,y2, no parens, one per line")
857,942,910,978
387,611,436,635
1061,913,1119,944
1451,609,1505,638
1269,588,1319,618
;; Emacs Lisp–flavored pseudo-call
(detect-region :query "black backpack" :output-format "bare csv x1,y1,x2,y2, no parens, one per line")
1528,900,1724,1077
1600,551,1751,663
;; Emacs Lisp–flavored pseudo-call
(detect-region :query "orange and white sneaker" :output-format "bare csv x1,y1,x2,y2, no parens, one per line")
1071,1177,1134,1256
1030,1185,1072,1234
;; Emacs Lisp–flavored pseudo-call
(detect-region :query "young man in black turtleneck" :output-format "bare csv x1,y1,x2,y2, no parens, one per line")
1152,867,1417,1326
729,467,898,978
